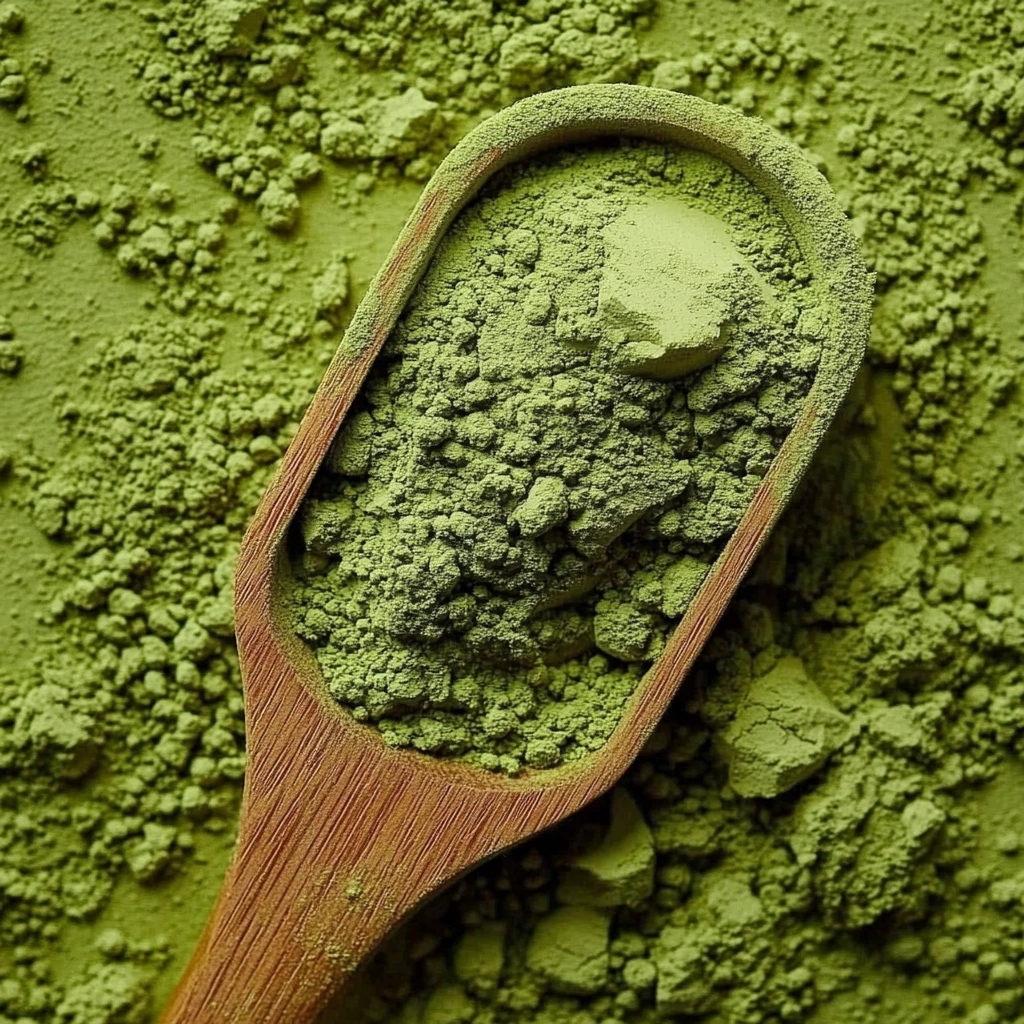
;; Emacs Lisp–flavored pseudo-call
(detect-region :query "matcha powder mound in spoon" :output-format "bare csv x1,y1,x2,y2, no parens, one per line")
285,138,825,774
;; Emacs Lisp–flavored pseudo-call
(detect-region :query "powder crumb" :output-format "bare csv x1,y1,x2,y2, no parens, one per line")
452,921,506,994
556,788,655,908
716,656,851,798
202,0,267,56
55,963,153,1024
525,905,611,995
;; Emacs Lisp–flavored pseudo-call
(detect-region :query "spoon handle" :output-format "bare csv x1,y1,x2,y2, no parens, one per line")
158,845,369,1023
159,786,409,1022
159,741,477,1023
158,656,546,1024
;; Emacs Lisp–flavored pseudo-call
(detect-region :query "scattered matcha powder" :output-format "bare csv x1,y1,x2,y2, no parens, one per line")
2,0,1024,1021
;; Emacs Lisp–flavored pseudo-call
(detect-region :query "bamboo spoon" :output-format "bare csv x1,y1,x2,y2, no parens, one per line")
161,83,872,1024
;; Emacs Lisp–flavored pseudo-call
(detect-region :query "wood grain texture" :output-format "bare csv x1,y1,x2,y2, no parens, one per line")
160,84,873,1024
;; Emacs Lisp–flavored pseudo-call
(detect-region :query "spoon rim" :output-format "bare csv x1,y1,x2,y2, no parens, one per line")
234,82,873,797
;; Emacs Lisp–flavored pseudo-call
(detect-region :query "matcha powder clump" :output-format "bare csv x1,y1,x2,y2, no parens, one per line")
286,139,824,773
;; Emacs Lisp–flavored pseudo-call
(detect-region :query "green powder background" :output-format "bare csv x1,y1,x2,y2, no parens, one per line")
1,1,1024,1022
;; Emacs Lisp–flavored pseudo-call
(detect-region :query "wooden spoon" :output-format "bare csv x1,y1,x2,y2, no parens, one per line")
161,83,872,1023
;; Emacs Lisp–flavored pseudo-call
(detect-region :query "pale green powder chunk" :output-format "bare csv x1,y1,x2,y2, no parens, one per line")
526,906,611,995
598,199,768,380
453,921,507,992
716,656,850,798
557,788,655,908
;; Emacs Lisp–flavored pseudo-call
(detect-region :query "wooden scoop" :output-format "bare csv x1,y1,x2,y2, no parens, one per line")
161,84,872,1023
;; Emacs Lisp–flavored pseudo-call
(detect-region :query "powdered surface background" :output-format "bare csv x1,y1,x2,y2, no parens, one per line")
1,0,1024,1021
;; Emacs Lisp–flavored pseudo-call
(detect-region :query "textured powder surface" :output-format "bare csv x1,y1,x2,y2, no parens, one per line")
2,0,1024,1020
285,138,821,772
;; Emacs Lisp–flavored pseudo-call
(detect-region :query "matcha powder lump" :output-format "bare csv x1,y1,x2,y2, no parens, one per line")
287,138,825,773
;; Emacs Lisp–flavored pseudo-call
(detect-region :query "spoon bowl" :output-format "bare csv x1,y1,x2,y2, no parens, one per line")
161,83,872,1024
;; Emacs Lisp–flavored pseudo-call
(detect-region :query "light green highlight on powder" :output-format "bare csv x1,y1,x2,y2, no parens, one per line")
525,905,611,995
509,477,570,540
715,654,851,798
556,788,655,909
453,921,507,995
286,137,822,773
597,199,766,380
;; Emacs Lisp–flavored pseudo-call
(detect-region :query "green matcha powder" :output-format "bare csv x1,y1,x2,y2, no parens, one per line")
286,138,824,773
